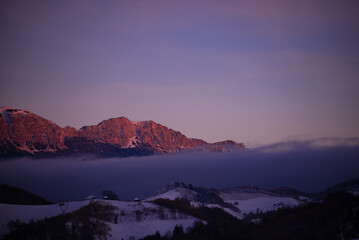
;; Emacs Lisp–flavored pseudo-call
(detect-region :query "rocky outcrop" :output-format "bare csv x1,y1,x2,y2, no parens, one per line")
133,120,196,152
0,107,69,156
0,107,246,158
79,117,136,146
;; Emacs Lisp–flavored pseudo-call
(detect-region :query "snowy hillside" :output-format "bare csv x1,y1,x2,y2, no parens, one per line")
146,187,197,201
0,184,310,239
146,185,305,220
225,197,300,215
98,200,199,240
0,199,200,239
216,186,303,218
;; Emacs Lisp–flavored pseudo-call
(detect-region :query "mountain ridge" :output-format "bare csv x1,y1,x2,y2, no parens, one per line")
0,107,245,158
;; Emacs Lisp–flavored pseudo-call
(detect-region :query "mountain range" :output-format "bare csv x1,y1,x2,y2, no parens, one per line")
0,107,245,158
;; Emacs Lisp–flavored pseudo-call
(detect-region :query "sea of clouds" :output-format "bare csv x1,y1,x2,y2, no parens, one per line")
0,138,358,201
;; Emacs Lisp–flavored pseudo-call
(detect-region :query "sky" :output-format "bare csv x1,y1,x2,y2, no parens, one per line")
1,0,359,146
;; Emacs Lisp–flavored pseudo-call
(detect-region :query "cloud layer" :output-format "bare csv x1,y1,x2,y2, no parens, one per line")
0,138,358,201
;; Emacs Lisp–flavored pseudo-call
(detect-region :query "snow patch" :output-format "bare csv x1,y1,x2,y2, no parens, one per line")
206,204,242,219
226,197,300,215
146,188,196,201
132,121,144,126
92,200,200,240
126,136,140,148
146,190,183,201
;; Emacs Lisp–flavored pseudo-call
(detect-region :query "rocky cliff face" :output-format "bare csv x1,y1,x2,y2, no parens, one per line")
79,117,136,146
0,107,72,156
0,107,245,158
133,120,196,152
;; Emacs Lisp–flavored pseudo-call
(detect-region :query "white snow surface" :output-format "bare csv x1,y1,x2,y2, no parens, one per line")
102,200,199,240
226,197,300,215
132,121,144,126
205,203,242,219
204,196,299,220
218,187,277,201
146,188,196,201
146,190,182,201
126,136,140,148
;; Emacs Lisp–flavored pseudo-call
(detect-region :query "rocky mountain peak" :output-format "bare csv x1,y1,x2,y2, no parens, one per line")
0,107,68,155
0,107,246,158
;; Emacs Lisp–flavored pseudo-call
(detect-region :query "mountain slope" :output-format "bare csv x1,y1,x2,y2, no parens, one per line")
0,107,245,158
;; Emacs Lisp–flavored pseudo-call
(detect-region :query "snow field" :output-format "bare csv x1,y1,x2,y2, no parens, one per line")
226,197,300,215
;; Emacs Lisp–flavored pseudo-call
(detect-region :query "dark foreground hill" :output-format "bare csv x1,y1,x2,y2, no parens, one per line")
316,178,359,199
0,184,51,205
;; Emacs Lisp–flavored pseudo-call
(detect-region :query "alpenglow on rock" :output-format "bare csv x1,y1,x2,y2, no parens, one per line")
0,107,245,158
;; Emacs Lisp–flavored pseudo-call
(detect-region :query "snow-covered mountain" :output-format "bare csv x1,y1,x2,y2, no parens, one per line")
0,107,245,158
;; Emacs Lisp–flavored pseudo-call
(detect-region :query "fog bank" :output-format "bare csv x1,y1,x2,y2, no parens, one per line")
0,143,358,201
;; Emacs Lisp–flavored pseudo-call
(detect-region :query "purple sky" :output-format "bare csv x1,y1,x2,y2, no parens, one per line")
1,0,359,146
